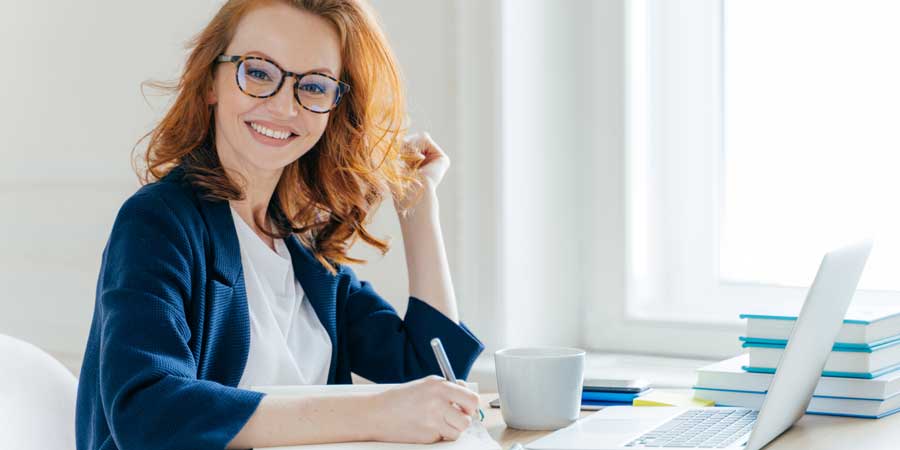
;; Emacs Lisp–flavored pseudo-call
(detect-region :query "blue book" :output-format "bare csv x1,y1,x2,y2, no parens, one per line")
581,399,633,407
581,389,651,403
741,339,900,379
741,305,900,347
692,386,900,419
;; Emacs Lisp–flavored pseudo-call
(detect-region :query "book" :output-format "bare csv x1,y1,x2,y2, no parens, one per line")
741,304,900,346
742,340,900,379
581,389,652,403
691,387,900,419
696,355,900,400
739,336,900,352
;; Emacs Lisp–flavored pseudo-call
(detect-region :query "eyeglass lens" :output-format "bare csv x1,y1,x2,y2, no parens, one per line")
237,58,341,113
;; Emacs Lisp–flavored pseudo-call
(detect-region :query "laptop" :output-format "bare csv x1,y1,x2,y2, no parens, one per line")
527,240,873,450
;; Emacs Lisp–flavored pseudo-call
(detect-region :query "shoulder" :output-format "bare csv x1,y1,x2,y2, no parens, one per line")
113,166,204,240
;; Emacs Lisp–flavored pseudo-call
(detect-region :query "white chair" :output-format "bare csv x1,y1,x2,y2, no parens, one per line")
0,334,77,450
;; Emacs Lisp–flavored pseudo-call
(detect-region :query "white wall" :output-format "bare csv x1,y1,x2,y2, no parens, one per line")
1,0,637,377
1,1,226,372
0,0,481,375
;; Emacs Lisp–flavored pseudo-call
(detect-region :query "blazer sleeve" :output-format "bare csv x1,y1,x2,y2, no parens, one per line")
97,191,263,450
340,265,484,383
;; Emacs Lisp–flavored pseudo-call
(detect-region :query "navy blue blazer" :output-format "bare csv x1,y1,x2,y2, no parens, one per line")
75,166,484,450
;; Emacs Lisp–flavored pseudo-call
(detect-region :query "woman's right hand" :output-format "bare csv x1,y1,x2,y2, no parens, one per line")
367,375,480,444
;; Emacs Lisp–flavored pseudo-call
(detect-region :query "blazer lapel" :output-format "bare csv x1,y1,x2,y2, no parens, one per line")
165,165,243,286
167,163,339,384
284,235,340,383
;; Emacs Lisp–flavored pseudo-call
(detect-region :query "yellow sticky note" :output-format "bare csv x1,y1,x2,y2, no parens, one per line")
633,391,715,408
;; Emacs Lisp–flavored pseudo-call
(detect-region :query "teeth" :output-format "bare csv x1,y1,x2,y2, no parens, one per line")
250,122,292,140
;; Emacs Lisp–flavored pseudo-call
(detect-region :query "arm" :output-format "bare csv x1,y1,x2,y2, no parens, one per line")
227,377,480,448
399,184,459,323
97,191,263,450
397,132,459,323
226,394,375,448
341,132,483,384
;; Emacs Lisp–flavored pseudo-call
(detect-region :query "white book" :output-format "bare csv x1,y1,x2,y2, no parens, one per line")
692,387,900,419
695,355,900,399
742,304,900,346
250,383,500,450
744,340,900,378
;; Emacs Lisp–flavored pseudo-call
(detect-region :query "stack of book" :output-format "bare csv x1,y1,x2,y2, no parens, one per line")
693,306,900,418
581,380,652,410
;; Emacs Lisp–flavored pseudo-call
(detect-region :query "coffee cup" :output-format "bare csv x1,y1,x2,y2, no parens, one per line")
494,347,585,430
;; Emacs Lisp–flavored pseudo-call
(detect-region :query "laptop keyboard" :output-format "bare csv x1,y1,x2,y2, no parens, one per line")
624,408,757,448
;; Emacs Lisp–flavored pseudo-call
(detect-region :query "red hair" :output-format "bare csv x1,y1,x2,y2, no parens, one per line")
134,0,420,273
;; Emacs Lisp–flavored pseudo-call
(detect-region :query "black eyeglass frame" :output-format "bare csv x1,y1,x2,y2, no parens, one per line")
216,54,350,114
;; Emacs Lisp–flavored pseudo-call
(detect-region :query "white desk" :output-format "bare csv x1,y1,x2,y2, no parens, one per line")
481,392,900,450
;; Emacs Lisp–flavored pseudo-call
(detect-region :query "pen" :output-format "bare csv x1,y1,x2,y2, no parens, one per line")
430,337,485,422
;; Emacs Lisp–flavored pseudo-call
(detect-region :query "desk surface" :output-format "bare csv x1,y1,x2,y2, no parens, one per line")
480,392,900,450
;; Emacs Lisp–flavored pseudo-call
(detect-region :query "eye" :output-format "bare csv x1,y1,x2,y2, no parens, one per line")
247,69,273,81
299,82,327,95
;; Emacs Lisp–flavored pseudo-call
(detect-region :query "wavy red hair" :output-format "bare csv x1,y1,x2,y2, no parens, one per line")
134,0,420,273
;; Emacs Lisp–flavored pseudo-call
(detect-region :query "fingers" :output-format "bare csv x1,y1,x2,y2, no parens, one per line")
403,132,445,157
441,381,480,416
440,405,471,441
445,405,473,431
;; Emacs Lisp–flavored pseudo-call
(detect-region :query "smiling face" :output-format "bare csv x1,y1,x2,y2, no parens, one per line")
209,1,342,184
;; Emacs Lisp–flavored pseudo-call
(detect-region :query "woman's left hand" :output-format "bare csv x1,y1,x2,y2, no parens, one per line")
403,131,450,191
395,132,449,210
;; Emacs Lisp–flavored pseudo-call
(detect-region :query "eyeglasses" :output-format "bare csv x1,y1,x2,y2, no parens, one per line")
215,54,350,114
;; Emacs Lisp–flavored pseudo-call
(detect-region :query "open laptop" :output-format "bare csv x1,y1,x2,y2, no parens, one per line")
527,240,873,450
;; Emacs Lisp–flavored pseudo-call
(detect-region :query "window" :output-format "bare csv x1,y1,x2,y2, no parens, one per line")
627,0,900,337
721,0,900,292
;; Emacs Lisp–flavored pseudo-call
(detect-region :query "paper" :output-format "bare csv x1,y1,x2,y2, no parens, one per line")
253,383,499,450
264,421,499,450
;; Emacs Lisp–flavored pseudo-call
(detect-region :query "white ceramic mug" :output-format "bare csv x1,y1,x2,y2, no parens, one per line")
494,347,585,430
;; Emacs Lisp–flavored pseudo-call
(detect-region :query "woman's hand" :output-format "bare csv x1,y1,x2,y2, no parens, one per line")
395,132,449,210
404,132,449,189
367,375,479,444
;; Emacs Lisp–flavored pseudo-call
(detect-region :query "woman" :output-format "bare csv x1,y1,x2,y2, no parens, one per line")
74,1,484,449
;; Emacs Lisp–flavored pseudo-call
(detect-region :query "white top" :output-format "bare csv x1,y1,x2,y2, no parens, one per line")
230,205,332,388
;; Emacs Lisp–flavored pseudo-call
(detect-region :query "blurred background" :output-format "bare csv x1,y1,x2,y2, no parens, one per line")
2,0,900,389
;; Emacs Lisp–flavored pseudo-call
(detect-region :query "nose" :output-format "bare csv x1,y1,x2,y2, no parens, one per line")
266,77,300,118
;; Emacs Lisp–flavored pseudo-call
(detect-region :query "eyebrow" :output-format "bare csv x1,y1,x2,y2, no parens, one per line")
245,50,337,76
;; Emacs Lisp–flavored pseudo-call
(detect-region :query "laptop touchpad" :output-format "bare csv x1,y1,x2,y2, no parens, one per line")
526,407,681,450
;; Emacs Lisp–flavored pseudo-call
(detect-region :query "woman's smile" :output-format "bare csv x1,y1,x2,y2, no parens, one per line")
245,120,301,147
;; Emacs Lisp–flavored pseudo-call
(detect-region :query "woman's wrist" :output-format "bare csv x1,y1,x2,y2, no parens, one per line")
397,183,438,226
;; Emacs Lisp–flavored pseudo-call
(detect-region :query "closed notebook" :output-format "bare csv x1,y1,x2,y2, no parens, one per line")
581,389,652,403
741,304,900,347
742,340,900,379
692,387,900,419
696,354,900,400
252,384,499,450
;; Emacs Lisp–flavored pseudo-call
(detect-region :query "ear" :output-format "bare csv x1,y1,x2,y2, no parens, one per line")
206,85,217,105
206,72,219,105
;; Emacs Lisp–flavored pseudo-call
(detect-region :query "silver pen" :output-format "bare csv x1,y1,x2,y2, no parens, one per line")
430,337,485,421
431,337,458,383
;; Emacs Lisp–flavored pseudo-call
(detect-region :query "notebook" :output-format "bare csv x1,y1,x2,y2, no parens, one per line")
691,386,900,419
696,354,900,399
741,339,900,378
741,304,900,346
251,384,500,450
